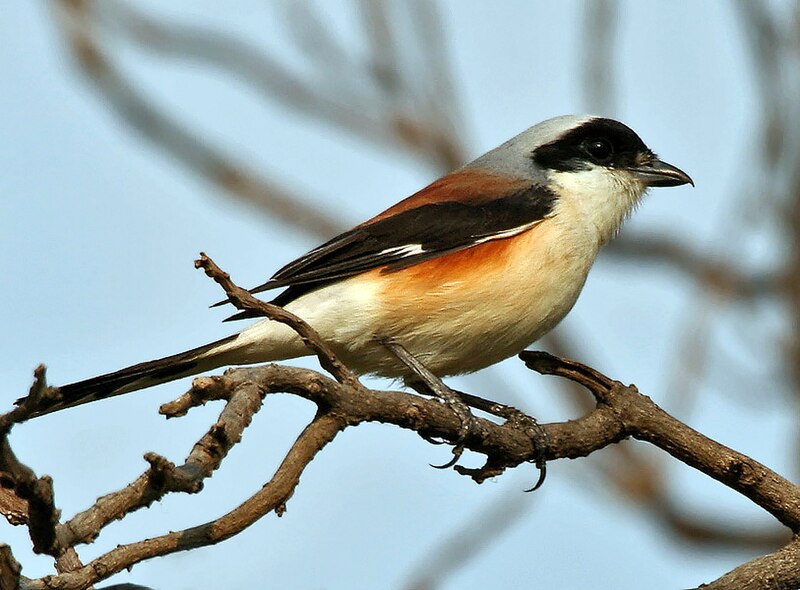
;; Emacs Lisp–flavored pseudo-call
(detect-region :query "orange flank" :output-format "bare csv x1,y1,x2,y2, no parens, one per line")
381,233,521,291
371,222,554,318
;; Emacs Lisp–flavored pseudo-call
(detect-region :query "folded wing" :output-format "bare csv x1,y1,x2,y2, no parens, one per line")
222,169,557,319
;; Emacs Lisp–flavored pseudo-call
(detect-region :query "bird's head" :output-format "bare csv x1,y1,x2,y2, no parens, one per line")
471,115,693,244
530,115,692,187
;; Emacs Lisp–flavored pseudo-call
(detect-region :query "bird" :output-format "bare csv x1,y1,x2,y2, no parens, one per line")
35,115,692,417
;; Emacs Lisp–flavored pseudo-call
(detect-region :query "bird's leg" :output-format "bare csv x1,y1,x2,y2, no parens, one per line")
379,339,476,468
379,339,548,488
378,339,548,486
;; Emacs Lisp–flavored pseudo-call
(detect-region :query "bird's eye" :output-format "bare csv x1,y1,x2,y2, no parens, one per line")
583,139,614,163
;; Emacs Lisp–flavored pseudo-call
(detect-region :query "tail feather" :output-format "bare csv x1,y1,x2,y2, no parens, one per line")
31,335,239,418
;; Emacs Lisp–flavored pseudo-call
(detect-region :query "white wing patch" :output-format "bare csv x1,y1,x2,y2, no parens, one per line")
377,218,546,261
377,243,426,258
471,218,546,245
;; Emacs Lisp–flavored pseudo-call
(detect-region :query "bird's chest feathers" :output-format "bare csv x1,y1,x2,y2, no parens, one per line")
486,222,595,337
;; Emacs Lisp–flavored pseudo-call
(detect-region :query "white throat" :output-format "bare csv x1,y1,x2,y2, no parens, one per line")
549,166,647,246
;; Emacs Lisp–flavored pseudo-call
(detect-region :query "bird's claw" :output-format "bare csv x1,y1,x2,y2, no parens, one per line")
498,407,548,492
524,461,547,493
420,433,447,445
428,383,478,468
431,443,465,469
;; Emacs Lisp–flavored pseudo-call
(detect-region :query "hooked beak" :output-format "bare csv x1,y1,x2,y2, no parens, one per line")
628,159,694,188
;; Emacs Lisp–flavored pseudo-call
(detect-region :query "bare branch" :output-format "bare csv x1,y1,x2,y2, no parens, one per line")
735,0,786,165
0,489,27,528
0,545,21,590
11,323,800,588
22,344,800,588
0,366,58,528
57,378,264,549
521,351,800,531
654,498,788,550
28,411,345,590
55,0,467,214
0,368,87,577
0,437,60,558
104,0,398,147
697,536,800,590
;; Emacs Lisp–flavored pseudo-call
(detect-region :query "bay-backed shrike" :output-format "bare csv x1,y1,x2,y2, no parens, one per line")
36,115,692,416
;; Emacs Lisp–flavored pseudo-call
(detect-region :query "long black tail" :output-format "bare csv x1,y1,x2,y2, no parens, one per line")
30,335,238,418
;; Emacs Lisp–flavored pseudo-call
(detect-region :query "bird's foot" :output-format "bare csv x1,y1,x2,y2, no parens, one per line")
379,339,479,468
440,393,548,489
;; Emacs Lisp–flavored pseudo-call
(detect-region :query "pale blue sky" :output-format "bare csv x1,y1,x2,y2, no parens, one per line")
1,2,787,589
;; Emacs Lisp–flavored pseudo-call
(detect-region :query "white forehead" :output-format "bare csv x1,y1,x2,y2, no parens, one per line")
466,114,597,179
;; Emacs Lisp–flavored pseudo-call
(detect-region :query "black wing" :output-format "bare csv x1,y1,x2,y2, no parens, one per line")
224,184,556,319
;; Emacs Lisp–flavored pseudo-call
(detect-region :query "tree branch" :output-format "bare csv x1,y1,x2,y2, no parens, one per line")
0,545,21,590
24,347,800,589
10,255,800,588
56,378,264,549
28,412,345,590
521,352,800,531
696,536,800,590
